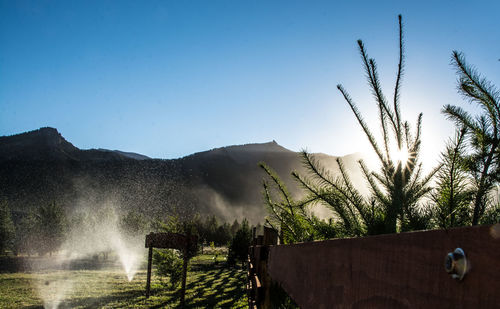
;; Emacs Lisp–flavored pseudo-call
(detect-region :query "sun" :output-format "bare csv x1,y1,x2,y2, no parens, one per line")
390,145,409,165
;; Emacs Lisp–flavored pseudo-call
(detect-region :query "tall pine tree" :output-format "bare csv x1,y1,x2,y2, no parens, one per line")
442,51,500,225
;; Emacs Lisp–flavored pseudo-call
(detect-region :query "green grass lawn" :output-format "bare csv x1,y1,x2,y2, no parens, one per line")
0,254,247,308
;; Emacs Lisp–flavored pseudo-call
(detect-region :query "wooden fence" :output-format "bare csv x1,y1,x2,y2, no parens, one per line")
247,224,500,308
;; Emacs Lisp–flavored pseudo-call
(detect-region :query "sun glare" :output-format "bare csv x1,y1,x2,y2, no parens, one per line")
391,145,409,164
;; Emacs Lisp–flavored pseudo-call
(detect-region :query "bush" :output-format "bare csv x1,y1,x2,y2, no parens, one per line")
153,249,184,289
227,219,251,266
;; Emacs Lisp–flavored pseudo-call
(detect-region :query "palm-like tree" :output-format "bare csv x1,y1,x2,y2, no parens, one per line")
442,51,500,225
295,15,438,235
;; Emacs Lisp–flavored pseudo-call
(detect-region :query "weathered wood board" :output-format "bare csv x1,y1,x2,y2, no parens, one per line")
267,224,500,308
145,232,197,251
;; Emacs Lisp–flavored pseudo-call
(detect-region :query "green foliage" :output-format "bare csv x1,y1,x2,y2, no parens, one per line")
442,51,500,225
293,153,379,237
216,222,232,246
154,213,198,259
227,218,252,265
230,219,240,236
35,201,67,256
259,162,338,243
194,215,233,247
13,212,37,256
154,212,238,263
0,201,15,254
295,15,437,236
431,128,474,228
480,199,500,225
155,211,201,236
308,217,341,240
152,212,199,290
153,249,184,289
120,210,148,237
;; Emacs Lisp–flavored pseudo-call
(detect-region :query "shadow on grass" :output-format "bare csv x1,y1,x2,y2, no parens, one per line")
23,288,148,309
21,257,246,309
150,262,246,308
187,267,245,308
0,256,116,273
63,289,146,308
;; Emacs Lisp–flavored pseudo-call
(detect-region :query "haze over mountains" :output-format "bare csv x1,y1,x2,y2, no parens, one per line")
0,127,365,223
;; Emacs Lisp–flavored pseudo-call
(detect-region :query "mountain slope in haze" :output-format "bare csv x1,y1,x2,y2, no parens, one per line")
109,150,151,160
0,127,135,162
0,127,365,223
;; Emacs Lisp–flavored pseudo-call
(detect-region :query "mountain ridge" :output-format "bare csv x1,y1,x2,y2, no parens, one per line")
0,127,364,223
0,127,296,161
0,127,137,162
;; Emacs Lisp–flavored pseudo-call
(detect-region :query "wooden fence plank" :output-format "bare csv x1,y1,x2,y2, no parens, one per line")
267,225,500,308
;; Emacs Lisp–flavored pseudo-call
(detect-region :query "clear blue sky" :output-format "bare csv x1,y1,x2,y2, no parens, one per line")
1,0,499,167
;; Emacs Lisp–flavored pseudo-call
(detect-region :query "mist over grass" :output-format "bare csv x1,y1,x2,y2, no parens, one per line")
23,198,147,308
62,201,145,279
0,254,247,308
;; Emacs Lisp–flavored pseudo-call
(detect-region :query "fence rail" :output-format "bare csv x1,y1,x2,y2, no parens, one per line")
248,224,500,308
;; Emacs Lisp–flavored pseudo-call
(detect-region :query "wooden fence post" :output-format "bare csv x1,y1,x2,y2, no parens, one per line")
248,227,258,308
144,232,197,304
180,232,191,308
262,227,278,309
145,246,153,298
248,226,278,308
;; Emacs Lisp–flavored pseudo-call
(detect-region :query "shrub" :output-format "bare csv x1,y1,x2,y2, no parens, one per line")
153,249,184,289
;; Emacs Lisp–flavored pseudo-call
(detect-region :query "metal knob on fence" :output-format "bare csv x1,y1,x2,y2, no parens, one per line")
444,248,467,280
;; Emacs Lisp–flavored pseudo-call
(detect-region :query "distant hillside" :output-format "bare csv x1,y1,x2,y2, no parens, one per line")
0,127,365,223
109,150,151,160
0,127,133,162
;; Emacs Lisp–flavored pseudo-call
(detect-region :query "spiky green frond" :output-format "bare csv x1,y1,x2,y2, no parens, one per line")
259,162,295,215
300,152,366,214
358,160,390,208
299,150,338,189
358,39,397,137
293,172,353,233
367,56,394,152
292,156,366,237
393,14,404,138
261,162,341,243
446,51,500,225
336,15,437,234
431,128,474,228
337,85,386,165
368,58,399,137
452,51,500,113
337,158,368,212
411,113,423,158
443,105,482,134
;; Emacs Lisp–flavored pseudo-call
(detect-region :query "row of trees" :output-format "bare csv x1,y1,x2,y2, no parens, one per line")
0,202,145,257
261,15,500,244
0,200,66,256
153,212,252,248
0,196,255,258
152,213,253,288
